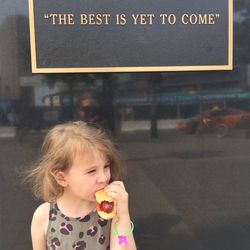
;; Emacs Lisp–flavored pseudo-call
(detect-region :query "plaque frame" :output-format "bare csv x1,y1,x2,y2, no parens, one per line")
28,0,233,73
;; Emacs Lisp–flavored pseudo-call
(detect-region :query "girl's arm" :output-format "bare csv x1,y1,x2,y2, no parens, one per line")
105,182,137,250
31,203,49,250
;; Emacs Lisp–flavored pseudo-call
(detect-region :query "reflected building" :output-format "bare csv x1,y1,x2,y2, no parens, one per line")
115,66,250,122
1,13,250,132
0,15,31,101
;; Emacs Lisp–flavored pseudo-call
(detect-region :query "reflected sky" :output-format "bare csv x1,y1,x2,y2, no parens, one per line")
0,0,28,23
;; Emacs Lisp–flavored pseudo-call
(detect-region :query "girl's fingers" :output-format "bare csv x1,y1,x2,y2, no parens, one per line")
105,186,128,200
108,181,125,188
105,188,128,198
104,181,128,203
105,182,126,193
105,191,120,200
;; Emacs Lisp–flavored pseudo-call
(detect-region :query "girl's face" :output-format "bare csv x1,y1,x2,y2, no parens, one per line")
61,149,111,202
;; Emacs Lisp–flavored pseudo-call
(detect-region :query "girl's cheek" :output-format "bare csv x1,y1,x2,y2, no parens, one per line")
108,171,111,181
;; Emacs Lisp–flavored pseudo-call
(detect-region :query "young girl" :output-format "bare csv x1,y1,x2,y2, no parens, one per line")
27,121,136,250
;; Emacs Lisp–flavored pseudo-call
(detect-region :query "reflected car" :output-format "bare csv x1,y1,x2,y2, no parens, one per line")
178,108,250,137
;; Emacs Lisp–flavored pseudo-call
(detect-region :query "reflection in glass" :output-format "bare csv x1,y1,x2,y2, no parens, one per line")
1,1,250,249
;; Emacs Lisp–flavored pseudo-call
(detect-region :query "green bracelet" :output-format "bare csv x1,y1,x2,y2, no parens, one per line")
113,220,134,246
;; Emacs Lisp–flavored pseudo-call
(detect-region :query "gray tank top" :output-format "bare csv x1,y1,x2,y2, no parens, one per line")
46,203,111,250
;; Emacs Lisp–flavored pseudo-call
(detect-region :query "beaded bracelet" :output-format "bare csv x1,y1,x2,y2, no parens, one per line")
113,220,134,246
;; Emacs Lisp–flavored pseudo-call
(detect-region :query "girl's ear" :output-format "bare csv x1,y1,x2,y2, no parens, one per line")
53,171,68,187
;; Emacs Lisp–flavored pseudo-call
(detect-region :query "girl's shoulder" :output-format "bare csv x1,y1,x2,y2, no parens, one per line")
32,202,50,233
33,202,50,219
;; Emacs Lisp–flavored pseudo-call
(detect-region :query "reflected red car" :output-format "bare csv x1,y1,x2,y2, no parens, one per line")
178,108,250,136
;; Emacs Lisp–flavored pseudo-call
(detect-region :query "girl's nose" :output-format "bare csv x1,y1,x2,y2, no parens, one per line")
97,170,109,183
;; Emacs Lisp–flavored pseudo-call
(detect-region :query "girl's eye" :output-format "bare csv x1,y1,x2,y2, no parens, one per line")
87,169,96,174
104,165,110,169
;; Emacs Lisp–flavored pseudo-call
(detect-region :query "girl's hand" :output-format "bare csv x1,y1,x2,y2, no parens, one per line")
104,181,129,219
106,182,137,250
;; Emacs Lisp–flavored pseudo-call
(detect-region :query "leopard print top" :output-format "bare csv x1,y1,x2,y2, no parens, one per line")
46,203,111,250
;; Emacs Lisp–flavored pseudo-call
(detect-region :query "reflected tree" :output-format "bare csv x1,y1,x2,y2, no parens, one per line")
148,73,162,139
234,0,250,64
43,73,96,119
43,73,116,133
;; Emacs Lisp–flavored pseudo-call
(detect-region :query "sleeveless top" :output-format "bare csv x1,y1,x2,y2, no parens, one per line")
46,203,111,250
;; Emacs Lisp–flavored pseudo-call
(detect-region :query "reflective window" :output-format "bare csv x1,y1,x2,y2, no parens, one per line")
1,1,250,249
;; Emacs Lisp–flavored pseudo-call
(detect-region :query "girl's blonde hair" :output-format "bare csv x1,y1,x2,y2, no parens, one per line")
26,121,123,202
